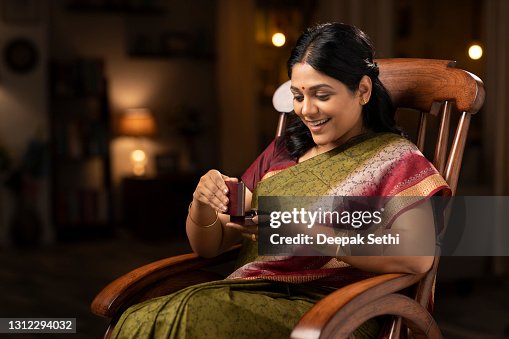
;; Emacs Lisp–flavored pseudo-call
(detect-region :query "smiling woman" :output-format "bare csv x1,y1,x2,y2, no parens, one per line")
110,23,449,339
290,64,368,159
284,23,400,163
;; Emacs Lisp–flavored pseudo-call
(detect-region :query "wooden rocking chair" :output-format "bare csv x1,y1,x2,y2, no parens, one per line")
92,58,485,338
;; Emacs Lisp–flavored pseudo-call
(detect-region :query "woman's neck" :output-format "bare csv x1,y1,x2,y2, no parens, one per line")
298,130,373,163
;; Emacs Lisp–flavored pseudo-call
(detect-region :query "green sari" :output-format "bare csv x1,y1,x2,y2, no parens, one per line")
110,133,448,339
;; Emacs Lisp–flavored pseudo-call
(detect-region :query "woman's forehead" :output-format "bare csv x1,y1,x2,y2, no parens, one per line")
290,63,343,90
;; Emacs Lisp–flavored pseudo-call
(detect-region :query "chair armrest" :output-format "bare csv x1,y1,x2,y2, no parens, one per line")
91,245,241,319
291,273,426,339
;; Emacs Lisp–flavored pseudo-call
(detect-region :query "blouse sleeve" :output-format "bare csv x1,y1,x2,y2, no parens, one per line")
241,138,296,192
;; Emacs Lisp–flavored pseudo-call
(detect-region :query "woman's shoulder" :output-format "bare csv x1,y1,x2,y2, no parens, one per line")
366,132,432,169
372,132,415,146
368,132,422,156
241,137,296,192
369,133,450,196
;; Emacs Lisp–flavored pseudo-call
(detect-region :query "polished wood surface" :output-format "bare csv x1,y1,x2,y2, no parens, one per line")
377,58,484,114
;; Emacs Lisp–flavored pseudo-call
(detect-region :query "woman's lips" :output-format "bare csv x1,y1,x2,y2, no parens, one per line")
306,118,331,132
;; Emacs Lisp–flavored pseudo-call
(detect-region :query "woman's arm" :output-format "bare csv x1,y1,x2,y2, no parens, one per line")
338,200,436,274
186,170,253,258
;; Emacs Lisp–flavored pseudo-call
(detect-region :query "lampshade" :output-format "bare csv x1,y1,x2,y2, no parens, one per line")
118,108,156,137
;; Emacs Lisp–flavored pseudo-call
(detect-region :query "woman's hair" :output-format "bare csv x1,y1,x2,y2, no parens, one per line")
285,22,400,158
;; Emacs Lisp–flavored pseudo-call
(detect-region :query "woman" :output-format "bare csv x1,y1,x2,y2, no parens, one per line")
112,23,449,338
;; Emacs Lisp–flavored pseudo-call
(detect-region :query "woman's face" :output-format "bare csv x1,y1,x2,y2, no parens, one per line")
290,62,371,151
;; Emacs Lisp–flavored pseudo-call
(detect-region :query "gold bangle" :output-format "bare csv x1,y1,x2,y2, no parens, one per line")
188,202,218,228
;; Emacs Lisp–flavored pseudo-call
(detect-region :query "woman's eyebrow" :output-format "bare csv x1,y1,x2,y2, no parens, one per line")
308,84,334,91
290,84,333,91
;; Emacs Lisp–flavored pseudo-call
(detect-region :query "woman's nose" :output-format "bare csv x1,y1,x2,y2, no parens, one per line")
300,97,317,117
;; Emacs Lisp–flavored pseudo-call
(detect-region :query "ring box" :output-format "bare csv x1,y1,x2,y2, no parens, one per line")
226,181,245,216
225,181,256,226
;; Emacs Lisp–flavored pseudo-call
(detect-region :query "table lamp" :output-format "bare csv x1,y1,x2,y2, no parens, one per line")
118,108,156,176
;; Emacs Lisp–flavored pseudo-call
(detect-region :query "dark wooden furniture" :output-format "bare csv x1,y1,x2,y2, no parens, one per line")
92,59,485,338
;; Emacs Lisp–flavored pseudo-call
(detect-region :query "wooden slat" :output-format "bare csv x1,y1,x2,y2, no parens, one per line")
415,251,441,308
444,112,472,194
433,101,453,175
417,111,428,152
276,112,288,137
388,316,403,339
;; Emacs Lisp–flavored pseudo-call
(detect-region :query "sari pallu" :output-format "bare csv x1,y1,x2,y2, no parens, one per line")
228,133,449,287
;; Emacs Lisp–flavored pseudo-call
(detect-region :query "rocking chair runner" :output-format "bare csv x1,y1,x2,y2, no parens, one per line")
92,58,485,338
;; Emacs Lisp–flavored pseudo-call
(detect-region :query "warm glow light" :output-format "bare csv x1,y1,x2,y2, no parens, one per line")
130,149,147,176
468,44,483,60
131,149,146,162
121,108,155,176
272,33,286,47
118,108,156,137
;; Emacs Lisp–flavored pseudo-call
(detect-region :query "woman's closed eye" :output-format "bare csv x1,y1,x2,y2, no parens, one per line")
293,95,304,102
316,94,330,101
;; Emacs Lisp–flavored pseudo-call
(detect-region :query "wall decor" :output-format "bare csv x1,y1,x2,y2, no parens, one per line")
3,37,39,73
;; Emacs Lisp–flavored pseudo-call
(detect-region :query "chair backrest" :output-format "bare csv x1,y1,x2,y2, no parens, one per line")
275,58,485,322
377,58,485,195
376,59,485,324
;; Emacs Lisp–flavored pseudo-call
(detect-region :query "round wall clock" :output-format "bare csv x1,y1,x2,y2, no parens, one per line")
3,37,39,74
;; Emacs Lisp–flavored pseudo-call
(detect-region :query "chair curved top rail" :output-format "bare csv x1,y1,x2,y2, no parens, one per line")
377,58,485,114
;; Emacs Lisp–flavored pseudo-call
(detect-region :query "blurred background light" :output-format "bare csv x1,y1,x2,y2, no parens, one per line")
272,32,286,47
468,44,483,60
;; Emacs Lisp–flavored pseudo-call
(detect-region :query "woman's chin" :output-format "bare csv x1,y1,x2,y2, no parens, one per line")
311,132,333,143
312,137,331,148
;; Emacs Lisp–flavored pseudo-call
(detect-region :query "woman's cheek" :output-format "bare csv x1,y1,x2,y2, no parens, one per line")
293,103,302,115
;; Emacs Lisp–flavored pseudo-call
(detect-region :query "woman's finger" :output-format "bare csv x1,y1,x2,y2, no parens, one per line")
194,186,227,212
198,170,228,201
201,179,229,206
209,170,230,194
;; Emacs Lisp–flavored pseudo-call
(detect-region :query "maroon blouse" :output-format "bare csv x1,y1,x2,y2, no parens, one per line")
241,137,297,192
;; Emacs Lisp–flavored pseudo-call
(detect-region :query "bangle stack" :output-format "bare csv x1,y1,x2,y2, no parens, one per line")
188,201,219,228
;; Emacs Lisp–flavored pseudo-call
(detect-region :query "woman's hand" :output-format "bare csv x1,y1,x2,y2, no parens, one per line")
225,215,259,240
192,169,238,213
187,169,246,258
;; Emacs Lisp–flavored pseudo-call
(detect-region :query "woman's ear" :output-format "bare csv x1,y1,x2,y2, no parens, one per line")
358,75,373,102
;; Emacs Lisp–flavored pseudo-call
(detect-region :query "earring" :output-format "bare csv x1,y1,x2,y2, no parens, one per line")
361,98,368,105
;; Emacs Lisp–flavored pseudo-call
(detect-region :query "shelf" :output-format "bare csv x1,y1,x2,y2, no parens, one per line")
50,58,112,241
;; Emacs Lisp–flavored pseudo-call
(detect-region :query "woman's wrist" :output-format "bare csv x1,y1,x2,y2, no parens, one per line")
188,200,219,228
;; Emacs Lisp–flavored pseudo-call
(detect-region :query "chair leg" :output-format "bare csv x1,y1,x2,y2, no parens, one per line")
389,316,402,338
104,324,114,339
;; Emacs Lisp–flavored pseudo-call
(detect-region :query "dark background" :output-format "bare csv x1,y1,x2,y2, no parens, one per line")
0,0,508,338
